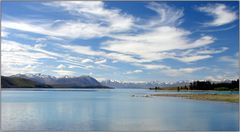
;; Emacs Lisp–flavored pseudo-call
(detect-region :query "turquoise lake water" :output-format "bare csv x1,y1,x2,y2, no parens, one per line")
1,89,239,131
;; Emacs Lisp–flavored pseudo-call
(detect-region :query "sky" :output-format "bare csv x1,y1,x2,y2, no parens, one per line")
1,1,239,82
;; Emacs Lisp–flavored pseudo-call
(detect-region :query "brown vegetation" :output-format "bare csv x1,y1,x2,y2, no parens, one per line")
151,94,239,103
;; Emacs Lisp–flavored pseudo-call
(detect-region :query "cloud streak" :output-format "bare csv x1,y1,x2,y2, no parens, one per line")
125,70,143,75
197,3,237,26
2,1,135,39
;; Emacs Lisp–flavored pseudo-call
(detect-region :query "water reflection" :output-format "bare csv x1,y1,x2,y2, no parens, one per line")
1,89,239,131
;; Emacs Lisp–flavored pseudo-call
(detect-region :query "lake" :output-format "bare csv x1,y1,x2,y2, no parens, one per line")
1,89,239,131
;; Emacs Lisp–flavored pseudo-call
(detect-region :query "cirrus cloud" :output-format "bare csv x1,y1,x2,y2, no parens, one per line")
197,3,237,26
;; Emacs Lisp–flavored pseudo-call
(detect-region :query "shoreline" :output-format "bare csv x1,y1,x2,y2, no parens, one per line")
148,89,239,92
151,94,239,103
1,88,113,91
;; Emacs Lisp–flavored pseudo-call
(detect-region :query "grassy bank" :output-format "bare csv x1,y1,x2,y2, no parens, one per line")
149,87,239,91
151,94,239,103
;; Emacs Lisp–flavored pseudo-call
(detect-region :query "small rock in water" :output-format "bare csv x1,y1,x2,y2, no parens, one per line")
131,95,136,97
144,94,150,97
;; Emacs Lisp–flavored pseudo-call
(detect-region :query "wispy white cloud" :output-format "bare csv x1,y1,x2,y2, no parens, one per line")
13,33,64,43
1,39,94,75
2,20,56,36
196,47,228,54
2,20,100,39
145,2,184,27
174,55,212,63
133,62,204,77
102,27,215,63
34,43,46,49
2,1,135,39
2,40,56,61
1,30,9,38
81,59,93,63
196,24,237,32
2,64,39,76
125,70,143,75
2,40,56,75
53,69,75,76
169,47,228,63
106,52,143,63
162,67,204,77
205,72,238,81
60,45,105,56
54,64,76,76
58,44,119,70
57,64,66,69
95,59,107,64
134,63,170,70
60,44,144,63
44,1,135,32
197,3,237,26
68,65,82,69
219,54,238,68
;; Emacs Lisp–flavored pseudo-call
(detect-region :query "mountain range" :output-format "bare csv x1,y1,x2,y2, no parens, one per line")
101,80,191,89
2,74,109,88
101,79,236,89
2,73,235,89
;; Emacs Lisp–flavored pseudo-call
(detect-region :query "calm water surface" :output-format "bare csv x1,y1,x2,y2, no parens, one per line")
1,89,239,131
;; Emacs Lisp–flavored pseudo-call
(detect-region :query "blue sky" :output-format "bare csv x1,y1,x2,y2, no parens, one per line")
1,1,239,82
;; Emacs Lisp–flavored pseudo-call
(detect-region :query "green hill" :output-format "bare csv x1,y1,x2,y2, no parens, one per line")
1,76,52,88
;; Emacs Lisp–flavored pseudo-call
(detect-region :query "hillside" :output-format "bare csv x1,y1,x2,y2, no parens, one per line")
2,74,110,88
1,76,52,88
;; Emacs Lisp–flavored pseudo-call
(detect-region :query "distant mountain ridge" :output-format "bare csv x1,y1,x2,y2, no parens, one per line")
101,80,191,89
2,74,109,88
101,79,235,89
2,73,235,89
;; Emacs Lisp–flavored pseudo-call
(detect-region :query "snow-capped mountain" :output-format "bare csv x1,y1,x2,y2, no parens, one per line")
12,73,57,84
101,78,239,89
10,73,107,88
101,80,191,89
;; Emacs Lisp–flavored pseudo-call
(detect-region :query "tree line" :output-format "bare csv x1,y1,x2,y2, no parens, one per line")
177,79,239,91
